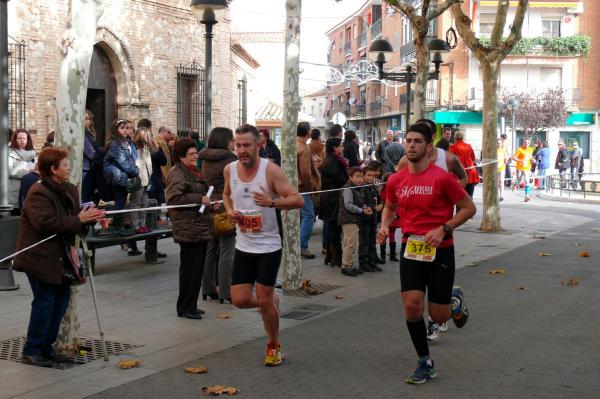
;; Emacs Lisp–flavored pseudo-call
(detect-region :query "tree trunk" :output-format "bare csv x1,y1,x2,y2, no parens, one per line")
54,0,102,357
479,60,501,232
281,0,302,290
413,32,429,121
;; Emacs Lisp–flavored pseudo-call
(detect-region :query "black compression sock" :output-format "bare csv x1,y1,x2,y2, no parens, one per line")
406,318,430,358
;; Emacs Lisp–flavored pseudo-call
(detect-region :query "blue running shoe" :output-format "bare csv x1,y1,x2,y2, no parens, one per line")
406,358,436,384
451,286,469,328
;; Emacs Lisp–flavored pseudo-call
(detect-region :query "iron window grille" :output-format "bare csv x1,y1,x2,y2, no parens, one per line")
176,61,205,140
8,36,26,132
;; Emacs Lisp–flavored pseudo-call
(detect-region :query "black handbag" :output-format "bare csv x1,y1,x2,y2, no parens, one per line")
62,242,86,285
126,176,142,193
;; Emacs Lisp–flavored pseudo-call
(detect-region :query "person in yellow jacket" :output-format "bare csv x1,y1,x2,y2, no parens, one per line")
512,138,534,202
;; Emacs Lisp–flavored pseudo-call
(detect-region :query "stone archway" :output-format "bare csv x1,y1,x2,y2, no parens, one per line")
94,27,148,120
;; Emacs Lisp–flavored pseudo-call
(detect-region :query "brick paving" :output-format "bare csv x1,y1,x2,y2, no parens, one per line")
86,220,600,399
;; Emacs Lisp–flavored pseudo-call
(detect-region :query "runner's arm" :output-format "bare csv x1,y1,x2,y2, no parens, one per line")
267,163,304,210
448,154,468,187
222,165,239,223
424,194,476,247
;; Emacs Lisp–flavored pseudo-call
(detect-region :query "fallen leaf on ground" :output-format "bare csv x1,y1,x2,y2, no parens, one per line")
517,285,527,290
202,385,239,396
185,366,208,374
466,262,478,267
216,314,232,319
489,269,507,275
538,252,551,257
117,359,142,369
561,278,579,286
335,295,344,299
580,251,590,258
574,242,582,247
532,234,546,239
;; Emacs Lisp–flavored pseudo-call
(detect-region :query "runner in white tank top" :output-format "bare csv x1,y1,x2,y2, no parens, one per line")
434,148,448,171
229,158,281,253
223,124,304,367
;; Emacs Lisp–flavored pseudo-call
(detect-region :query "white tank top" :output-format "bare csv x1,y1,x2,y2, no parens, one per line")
229,158,281,253
434,148,448,171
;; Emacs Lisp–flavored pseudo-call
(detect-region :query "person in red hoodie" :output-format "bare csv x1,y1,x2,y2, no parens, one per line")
449,131,479,197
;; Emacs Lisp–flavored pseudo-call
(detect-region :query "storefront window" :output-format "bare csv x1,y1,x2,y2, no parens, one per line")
560,131,590,158
516,131,547,148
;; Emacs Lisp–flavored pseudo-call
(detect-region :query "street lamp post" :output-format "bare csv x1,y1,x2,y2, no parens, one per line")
191,0,228,138
0,0,10,213
507,96,519,154
368,38,449,134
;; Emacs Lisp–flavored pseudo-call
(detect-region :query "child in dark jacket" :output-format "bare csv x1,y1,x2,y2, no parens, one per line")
359,162,384,271
338,167,372,277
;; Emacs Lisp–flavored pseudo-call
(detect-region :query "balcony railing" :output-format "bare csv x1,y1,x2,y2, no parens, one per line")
371,19,382,39
369,101,382,116
426,87,438,108
349,104,366,119
468,87,583,109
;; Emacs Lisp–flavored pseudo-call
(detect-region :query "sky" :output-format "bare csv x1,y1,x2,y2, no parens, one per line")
230,0,367,94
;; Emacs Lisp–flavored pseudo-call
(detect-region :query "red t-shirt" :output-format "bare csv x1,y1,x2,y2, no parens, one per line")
385,162,467,246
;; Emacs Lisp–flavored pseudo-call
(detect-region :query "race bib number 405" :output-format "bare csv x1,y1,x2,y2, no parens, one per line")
238,210,263,233
403,235,436,262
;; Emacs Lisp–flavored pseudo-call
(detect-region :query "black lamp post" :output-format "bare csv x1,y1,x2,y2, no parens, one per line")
368,38,449,133
0,0,10,213
191,0,227,138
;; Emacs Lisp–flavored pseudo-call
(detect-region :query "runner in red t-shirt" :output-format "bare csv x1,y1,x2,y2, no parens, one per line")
377,124,476,385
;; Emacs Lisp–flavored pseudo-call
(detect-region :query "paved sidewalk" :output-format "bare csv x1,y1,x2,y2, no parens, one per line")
87,219,600,399
0,188,598,398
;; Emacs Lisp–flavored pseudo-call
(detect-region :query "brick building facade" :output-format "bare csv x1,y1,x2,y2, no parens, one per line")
324,0,600,172
7,0,257,148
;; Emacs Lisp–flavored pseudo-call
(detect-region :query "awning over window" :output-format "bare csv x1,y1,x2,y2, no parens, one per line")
479,1,579,7
566,112,596,126
434,111,483,125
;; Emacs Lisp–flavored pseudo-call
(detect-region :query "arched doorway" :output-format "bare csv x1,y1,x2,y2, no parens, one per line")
86,45,117,145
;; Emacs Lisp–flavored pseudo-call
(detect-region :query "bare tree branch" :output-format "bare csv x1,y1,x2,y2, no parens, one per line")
429,0,462,20
502,0,529,54
490,0,509,46
450,3,482,52
387,0,419,21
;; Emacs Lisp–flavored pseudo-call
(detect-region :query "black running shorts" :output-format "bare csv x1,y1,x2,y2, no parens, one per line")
399,244,455,305
232,249,282,287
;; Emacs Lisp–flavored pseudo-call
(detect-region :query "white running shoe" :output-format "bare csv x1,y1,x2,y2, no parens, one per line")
427,321,439,342
439,321,448,332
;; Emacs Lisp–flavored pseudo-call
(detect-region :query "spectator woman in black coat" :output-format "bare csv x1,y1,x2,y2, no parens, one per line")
343,130,361,167
319,138,348,267
258,128,282,166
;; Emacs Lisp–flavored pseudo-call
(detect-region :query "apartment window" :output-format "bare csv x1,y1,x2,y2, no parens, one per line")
354,24,357,39
311,105,315,115
540,67,562,89
318,102,323,116
542,19,561,38
479,13,495,38
402,17,412,45
393,31,399,51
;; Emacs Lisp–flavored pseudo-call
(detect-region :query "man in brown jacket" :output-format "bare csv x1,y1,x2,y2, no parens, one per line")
297,122,319,259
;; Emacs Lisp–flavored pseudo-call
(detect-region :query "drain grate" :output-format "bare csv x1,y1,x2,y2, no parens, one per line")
280,304,336,320
0,336,142,369
283,283,343,298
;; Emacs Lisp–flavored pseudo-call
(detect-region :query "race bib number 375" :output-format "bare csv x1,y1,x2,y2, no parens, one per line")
238,210,263,233
403,235,436,262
